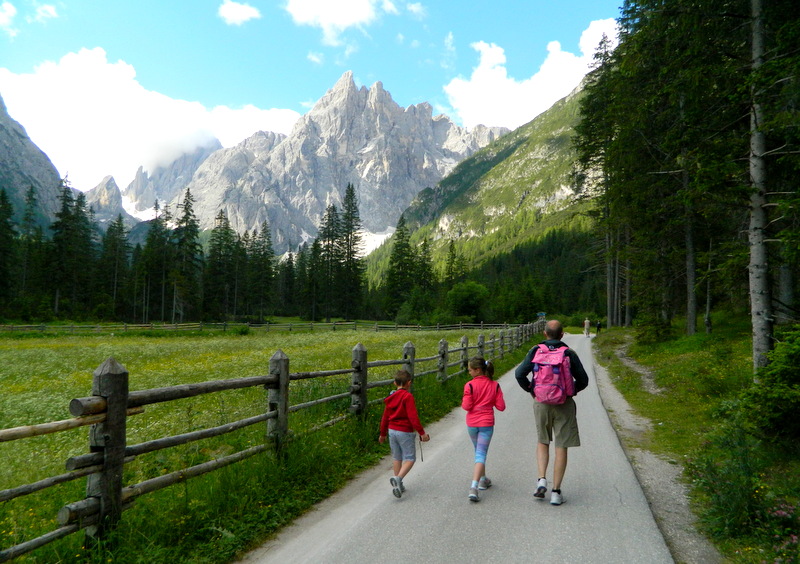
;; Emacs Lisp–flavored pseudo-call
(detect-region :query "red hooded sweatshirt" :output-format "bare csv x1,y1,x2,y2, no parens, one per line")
380,388,426,436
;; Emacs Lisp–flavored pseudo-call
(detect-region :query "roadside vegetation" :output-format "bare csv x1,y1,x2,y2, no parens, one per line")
593,317,800,563
0,328,532,563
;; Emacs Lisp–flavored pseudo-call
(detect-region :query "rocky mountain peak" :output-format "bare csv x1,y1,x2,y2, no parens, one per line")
85,175,138,228
163,71,509,253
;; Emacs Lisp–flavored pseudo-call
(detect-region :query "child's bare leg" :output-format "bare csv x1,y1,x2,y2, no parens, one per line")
472,462,486,483
398,460,415,479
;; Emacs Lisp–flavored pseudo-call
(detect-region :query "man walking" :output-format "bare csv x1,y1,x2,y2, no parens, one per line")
515,320,589,505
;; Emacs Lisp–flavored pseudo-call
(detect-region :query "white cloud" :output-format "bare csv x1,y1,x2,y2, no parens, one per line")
29,4,57,23
218,0,261,26
406,2,425,18
284,0,384,46
441,31,455,69
0,2,18,37
0,48,300,190
443,18,618,130
382,0,398,15
307,51,324,64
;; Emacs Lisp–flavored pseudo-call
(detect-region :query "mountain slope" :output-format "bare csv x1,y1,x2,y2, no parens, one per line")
0,93,62,226
367,85,593,286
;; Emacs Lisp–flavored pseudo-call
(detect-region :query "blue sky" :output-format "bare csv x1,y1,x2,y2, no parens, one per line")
0,0,620,191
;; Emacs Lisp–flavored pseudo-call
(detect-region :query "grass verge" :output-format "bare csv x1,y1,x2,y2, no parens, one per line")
593,317,800,563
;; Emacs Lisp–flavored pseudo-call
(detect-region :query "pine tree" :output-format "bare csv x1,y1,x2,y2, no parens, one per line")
384,215,416,317
50,180,96,317
97,215,131,319
0,189,16,308
318,204,342,321
276,252,296,317
247,220,275,322
204,210,237,320
339,183,365,319
173,188,203,322
19,186,38,298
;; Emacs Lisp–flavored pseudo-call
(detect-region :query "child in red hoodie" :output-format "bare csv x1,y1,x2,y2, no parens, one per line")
379,370,430,498
462,357,506,502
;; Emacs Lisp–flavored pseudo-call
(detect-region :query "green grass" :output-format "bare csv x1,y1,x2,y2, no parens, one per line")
593,317,800,563
0,329,534,563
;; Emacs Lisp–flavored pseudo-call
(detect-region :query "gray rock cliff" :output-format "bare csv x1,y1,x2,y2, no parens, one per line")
122,139,223,214
85,176,139,230
0,92,62,225
169,72,508,252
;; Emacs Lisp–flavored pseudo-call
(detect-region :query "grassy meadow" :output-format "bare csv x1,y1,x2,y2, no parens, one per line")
0,327,529,563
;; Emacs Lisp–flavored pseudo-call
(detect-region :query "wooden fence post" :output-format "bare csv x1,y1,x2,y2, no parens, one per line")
490,333,496,361
350,343,368,416
84,357,128,546
460,335,469,373
268,350,289,456
402,342,415,378
499,331,505,359
477,334,485,359
437,339,448,382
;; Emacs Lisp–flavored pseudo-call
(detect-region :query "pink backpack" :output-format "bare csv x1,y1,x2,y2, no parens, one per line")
531,344,575,404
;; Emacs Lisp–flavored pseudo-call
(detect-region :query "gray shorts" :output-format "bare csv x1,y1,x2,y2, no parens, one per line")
388,429,417,461
533,397,581,448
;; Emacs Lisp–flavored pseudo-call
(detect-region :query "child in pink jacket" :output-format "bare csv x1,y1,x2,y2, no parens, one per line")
462,357,506,502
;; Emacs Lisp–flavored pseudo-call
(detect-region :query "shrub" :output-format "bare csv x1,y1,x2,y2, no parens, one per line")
687,420,764,538
739,328,800,441
634,316,674,345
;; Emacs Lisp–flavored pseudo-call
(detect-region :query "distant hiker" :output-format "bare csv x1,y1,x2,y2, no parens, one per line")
514,319,589,505
583,318,591,337
596,320,602,336
379,370,430,498
462,357,506,502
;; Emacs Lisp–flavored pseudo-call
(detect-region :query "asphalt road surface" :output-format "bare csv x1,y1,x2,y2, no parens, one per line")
240,334,674,564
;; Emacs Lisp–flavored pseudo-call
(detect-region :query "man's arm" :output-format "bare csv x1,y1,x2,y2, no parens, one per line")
514,347,536,392
568,350,589,393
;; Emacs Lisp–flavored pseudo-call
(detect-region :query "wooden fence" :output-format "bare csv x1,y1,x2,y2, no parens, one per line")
0,321,544,561
0,321,519,334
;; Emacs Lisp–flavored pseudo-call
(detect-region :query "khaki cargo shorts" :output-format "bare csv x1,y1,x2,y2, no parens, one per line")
533,396,581,448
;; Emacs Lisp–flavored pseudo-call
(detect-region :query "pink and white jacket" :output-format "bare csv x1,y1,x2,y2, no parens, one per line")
462,375,506,427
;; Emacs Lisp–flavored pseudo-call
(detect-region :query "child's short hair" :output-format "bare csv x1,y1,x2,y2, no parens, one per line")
394,369,412,386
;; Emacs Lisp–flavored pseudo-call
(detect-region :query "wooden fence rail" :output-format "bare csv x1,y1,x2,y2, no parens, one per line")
0,321,545,562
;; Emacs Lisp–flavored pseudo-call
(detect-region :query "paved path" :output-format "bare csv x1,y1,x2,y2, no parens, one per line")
239,334,674,564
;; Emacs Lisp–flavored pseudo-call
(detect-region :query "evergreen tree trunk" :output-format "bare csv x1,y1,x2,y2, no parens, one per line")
685,201,697,335
705,239,713,334
748,0,773,372
606,229,615,328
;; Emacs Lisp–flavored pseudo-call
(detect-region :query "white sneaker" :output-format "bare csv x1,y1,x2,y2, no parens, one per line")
390,477,402,498
550,490,564,505
478,477,492,490
469,487,480,502
534,477,547,499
